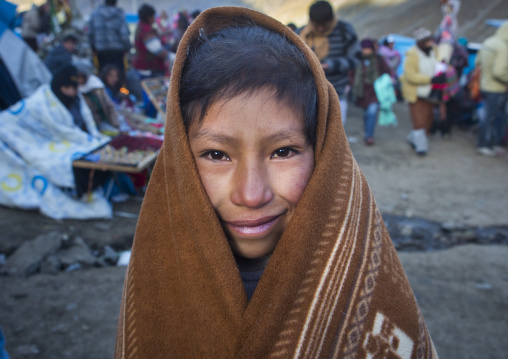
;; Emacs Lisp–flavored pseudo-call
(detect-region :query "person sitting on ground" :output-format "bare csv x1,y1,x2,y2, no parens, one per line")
133,4,169,78
51,64,89,132
299,0,360,126
74,58,120,134
350,38,391,146
100,64,125,105
114,7,437,358
44,33,78,75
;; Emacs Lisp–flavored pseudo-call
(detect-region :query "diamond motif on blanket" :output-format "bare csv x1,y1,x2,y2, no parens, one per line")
363,312,414,359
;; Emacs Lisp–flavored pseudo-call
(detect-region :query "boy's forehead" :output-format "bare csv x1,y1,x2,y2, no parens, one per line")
189,91,307,140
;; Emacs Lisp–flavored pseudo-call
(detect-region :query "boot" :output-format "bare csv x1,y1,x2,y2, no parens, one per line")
407,129,428,156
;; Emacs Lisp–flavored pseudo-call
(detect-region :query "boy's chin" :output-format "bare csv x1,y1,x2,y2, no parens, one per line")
229,238,278,259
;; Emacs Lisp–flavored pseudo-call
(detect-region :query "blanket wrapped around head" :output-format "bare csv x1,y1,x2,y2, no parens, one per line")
115,7,437,359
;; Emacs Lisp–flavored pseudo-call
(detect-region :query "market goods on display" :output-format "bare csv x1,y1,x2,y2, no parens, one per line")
141,77,169,115
93,145,156,166
84,135,163,166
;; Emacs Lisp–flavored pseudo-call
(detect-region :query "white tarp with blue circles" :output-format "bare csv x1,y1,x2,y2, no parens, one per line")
0,84,112,219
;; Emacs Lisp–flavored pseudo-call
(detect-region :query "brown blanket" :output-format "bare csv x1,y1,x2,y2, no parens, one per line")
115,7,438,359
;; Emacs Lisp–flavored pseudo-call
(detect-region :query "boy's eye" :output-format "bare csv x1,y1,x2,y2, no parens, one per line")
271,148,296,158
204,150,230,161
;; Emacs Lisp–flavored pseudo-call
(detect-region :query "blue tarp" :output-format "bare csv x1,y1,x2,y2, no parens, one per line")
379,34,415,77
380,33,480,78
485,19,507,28
0,0,17,36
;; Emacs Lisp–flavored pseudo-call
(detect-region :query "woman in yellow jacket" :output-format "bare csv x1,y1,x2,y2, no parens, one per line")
400,28,445,156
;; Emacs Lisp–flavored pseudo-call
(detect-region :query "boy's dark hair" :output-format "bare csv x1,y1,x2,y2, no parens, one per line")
180,23,318,147
138,4,155,23
105,0,117,6
309,1,334,24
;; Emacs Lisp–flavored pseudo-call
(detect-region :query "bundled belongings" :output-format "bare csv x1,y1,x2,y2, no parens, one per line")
0,65,111,219
115,7,438,359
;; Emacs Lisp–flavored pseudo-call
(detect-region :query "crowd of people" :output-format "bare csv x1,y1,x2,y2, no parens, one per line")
0,0,505,217
298,0,507,157
0,0,203,220
9,0,506,158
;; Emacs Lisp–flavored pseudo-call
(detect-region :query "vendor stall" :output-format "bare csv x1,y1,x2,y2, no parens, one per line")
140,76,169,116
73,134,162,174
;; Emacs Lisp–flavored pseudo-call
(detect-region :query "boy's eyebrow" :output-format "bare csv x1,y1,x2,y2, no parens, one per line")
264,129,304,143
190,129,237,145
190,127,304,144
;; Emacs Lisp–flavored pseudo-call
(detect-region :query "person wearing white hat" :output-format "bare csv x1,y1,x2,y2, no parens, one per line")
400,28,446,156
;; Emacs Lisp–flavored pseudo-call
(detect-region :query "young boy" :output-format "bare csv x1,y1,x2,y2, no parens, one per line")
115,8,437,358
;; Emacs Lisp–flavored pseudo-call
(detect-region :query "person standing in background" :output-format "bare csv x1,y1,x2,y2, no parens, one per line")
475,22,508,156
400,28,446,156
299,0,360,125
378,35,401,97
88,0,131,76
21,2,49,52
351,38,391,146
436,0,461,63
132,4,168,78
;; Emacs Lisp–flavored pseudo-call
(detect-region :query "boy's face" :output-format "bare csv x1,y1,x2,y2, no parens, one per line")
189,89,315,259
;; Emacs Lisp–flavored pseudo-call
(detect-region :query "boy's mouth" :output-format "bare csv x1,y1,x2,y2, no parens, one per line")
224,214,282,236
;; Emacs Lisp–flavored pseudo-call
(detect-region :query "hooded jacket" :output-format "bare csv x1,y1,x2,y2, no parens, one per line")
115,7,437,359
400,46,439,103
88,5,130,52
476,22,508,93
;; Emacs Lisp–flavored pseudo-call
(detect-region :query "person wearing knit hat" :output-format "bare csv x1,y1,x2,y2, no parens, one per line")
351,37,391,145
44,33,78,75
400,28,445,156
50,64,88,133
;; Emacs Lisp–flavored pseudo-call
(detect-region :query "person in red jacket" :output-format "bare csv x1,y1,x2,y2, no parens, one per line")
132,4,168,78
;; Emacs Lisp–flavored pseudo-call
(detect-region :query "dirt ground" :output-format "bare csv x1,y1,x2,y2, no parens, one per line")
1,104,507,358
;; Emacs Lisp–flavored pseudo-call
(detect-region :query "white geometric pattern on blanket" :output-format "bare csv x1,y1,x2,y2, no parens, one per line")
363,312,414,359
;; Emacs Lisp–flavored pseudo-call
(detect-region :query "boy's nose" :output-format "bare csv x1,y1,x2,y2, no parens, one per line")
230,160,273,209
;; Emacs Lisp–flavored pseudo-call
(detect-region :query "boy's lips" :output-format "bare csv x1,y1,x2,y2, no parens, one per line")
223,214,282,236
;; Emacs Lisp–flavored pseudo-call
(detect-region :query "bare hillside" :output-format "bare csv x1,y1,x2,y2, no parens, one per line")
248,0,507,42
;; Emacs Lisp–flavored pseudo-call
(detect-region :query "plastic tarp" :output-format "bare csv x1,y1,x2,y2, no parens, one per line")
0,0,17,36
0,84,112,219
374,73,397,126
0,28,52,98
